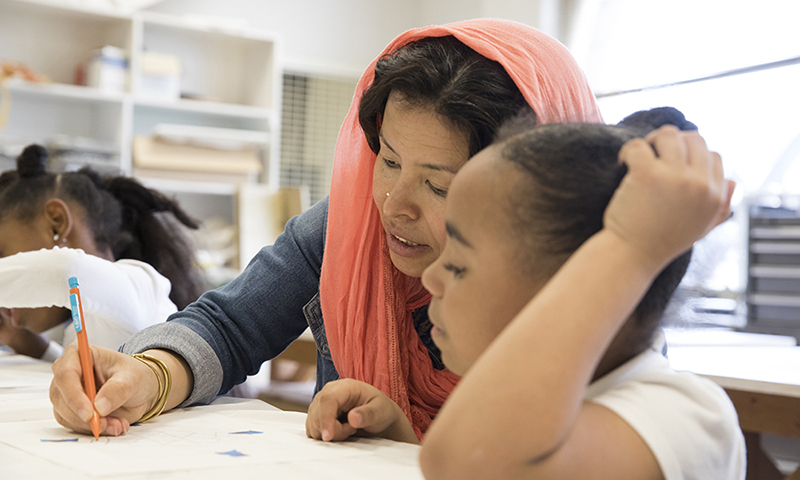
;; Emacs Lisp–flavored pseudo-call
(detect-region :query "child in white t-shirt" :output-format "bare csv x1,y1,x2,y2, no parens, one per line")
0,145,206,360
305,111,745,480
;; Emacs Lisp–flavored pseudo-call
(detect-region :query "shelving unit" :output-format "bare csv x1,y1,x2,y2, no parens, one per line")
746,199,800,341
0,0,283,269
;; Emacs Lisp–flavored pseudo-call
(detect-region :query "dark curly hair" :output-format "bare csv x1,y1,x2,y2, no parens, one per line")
0,145,206,309
495,107,698,358
358,35,532,158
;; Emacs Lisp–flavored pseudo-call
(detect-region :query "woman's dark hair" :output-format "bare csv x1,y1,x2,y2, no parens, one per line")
0,145,206,309
359,35,531,158
495,108,696,357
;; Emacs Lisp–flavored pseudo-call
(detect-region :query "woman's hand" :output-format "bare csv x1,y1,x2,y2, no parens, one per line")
305,379,419,444
604,125,735,271
49,343,160,437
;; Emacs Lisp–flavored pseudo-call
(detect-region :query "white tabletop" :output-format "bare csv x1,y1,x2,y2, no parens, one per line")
0,352,424,480
666,330,800,398
664,327,797,347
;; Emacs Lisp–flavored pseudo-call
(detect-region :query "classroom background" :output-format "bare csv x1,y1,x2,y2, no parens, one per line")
1,0,799,477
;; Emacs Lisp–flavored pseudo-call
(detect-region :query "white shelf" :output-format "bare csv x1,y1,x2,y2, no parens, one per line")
749,293,800,307
751,242,800,255
750,266,800,279
137,11,278,43
2,0,131,20
5,82,274,120
6,80,126,104
137,177,240,195
133,97,272,119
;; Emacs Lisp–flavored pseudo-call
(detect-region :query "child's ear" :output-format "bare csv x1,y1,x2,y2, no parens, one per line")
43,198,73,242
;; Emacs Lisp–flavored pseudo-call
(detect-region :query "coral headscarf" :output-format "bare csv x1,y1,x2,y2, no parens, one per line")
320,18,603,440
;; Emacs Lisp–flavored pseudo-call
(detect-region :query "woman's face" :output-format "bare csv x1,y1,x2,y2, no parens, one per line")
422,145,542,375
372,94,470,277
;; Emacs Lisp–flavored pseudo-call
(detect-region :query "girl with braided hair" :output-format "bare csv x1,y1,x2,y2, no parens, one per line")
0,144,206,360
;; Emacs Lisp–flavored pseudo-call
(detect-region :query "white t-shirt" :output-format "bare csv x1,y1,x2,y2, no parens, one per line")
0,247,178,361
585,335,746,480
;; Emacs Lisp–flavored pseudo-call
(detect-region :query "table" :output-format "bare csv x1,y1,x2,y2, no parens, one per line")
667,330,800,480
0,352,424,480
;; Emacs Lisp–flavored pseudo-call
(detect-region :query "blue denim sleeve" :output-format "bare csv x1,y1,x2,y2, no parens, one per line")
122,197,329,407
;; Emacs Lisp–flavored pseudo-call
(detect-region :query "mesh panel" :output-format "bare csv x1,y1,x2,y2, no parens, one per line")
280,73,357,204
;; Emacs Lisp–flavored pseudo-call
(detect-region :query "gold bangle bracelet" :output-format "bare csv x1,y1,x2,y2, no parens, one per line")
132,353,172,424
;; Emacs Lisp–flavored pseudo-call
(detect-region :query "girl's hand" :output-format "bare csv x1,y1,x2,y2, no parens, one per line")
305,379,419,444
0,308,49,358
604,125,735,270
49,343,160,437
0,308,22,346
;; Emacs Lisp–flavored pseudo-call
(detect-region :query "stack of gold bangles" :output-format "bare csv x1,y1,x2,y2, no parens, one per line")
131,353,172,423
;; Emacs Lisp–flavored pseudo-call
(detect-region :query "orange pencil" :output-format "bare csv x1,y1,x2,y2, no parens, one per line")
68,276,100,440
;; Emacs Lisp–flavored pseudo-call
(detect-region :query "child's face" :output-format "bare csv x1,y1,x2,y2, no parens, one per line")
422,145,542,376
0,215,68,333
0,215,53,259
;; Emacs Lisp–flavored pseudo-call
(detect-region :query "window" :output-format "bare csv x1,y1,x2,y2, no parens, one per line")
568,0,800,325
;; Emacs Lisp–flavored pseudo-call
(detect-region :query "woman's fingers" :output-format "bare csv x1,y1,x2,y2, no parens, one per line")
101,416,131,437
50,344,96,425
306,381,359,441
50,385,104,435
347,398,396,433
305,379,397,442
50,344,147,435
309,389,338,440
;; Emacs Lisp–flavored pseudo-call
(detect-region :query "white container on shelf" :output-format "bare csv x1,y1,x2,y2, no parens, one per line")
85,45,128,93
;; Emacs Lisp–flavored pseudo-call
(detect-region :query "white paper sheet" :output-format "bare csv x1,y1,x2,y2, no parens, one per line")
0,405,416,478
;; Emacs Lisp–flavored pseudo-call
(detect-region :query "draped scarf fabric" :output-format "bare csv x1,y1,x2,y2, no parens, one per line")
320,18,603,440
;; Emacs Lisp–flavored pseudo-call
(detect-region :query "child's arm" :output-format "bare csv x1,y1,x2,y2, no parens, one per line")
420,127,733,480
305,379,419,444
0,248,176,334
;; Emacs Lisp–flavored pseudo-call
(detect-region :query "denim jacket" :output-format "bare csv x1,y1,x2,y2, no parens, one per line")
122,197,442,407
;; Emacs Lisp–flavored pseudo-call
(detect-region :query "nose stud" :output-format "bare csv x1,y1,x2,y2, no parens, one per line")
386,192,390,197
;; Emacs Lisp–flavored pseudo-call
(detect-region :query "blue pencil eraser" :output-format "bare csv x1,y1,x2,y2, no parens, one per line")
68,277,79,288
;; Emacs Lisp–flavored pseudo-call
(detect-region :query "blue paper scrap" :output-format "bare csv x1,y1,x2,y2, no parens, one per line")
217,450,247,457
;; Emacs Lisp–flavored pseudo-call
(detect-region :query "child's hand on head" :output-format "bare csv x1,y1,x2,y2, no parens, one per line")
305,379,418,444
604,125,735,270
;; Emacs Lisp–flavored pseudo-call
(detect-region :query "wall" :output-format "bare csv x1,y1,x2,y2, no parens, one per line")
147,0,424,76
147,0,556,76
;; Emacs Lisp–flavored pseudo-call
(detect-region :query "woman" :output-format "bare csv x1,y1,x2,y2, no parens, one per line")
50,18,602,439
